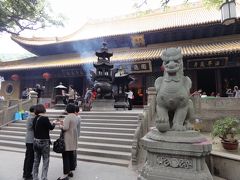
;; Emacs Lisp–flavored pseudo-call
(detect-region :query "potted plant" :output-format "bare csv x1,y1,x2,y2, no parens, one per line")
212,117,240,150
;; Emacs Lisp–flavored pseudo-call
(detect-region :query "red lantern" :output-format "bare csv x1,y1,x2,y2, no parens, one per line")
160,65,165,72
11,74,20,81
42,72,51,81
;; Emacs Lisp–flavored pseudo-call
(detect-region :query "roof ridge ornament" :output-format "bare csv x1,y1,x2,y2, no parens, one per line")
101,42,108,52
96,42,113,61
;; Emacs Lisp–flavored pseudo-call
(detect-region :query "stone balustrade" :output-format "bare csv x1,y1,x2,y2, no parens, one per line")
0,91,37,127
132,87,157,165
192,96,240,132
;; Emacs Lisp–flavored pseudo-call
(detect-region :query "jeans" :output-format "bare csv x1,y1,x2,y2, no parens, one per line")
23,143,34,178
33,139,50,180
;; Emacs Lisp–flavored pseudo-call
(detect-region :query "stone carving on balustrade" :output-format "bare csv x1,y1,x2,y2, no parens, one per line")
138,48,213,180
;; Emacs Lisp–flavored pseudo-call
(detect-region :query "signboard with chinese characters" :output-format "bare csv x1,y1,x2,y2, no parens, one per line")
130,34,146,47
61,68,84,77
116,61,152,74
131,61,152,73
187,57,228,69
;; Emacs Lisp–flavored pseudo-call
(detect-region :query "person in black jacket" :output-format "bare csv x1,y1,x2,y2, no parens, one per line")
32,104,56,180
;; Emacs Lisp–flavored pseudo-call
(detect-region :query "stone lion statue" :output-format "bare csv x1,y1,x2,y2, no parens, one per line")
155,47,193,132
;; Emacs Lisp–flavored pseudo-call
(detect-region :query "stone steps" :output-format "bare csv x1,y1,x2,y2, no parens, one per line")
0,134,132,152
81,119,139,124
80,115,138,120
0,146,130,167
0,109,142,167
80,126,136,134
79,136,134,145
78,141,132,152
7,122,137,134
0,130,135,145
80,131,134,139
80,122,138,128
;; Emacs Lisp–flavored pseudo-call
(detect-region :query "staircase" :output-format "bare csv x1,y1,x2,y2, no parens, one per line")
0,109,141,167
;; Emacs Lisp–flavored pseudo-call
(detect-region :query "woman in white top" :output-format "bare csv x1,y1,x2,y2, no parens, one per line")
125,89,134,110
234,86,240,98
66,85,75,104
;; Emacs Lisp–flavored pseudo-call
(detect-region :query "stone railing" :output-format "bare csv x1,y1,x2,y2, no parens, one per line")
0,101,8,110
191,96,240,131
0,91,38,127
132,87,156,165
0,99,33,127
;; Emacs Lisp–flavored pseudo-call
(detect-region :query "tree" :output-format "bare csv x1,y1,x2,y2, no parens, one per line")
202,0,225,8
0,0,63,35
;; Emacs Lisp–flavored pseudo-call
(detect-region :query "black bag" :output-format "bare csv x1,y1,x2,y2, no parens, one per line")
53,130,65,153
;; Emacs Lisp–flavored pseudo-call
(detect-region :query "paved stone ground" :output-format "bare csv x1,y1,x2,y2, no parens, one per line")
0,150,138,180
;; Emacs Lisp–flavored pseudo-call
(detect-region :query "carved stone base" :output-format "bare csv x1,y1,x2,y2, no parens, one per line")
54,95,66,110
91,99,115,110
138,130,213,180
54,104,66,110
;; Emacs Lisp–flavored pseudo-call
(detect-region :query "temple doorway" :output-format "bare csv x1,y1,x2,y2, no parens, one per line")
221,67,240,96
197,69,216,96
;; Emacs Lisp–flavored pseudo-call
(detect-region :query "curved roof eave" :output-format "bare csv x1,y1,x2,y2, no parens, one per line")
11,21,220,47
2,35,240,72
11,3,232,46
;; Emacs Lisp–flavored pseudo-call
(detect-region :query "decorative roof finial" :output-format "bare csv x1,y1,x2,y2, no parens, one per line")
101,42,108,52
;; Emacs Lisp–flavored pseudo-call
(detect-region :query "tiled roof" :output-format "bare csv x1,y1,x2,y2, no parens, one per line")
1,35,240,72
11,3,240,45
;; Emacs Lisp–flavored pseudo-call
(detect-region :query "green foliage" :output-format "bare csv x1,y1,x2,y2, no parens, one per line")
212,117,240,142
0,0,63,35
203,0,225,8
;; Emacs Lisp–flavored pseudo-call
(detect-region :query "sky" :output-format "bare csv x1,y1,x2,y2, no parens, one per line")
0,0,199,61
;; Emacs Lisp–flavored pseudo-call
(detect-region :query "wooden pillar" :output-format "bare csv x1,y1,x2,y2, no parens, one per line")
215,69,222,95
142,74,147,106
185,70,197,91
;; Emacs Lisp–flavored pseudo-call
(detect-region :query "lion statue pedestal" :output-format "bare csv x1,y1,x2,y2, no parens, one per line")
138,129,212,180
138,48,212,180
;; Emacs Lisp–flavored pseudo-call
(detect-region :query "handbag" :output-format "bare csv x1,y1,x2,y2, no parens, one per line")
53,130,65,153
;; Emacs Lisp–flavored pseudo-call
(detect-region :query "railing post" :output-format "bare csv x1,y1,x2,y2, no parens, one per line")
29,90,38,105
131,87,156,165
0,101,8,110
192,94,201,115
132,114,143,165
143,105,150,134
147,87,156,122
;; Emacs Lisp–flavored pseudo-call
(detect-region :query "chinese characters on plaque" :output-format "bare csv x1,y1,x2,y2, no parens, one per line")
61,69,84,77
187,58,227,69
116,61,152,74
130,34,146,48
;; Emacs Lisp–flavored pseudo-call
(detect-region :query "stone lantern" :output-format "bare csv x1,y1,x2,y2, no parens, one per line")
54,82,67,109
220,0,237,25
113,65,134,109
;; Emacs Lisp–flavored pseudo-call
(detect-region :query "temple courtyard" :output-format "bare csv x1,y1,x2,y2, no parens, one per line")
0,132,236,180
0,150,137,180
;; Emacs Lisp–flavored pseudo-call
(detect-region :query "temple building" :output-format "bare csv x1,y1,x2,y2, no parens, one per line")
1,2,240,106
